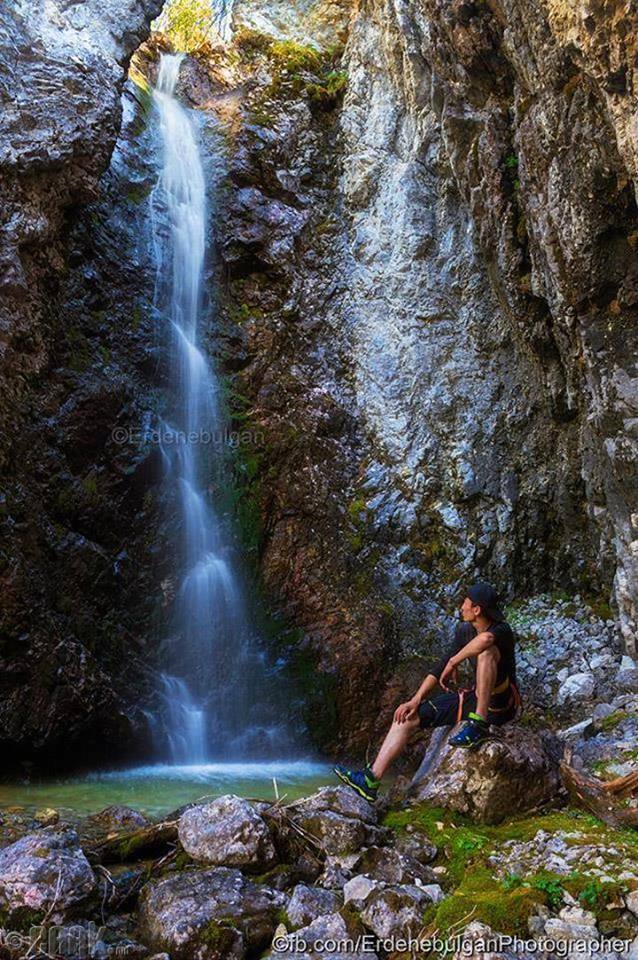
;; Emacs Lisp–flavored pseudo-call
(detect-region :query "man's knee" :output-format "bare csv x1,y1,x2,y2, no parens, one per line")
391,714,421,734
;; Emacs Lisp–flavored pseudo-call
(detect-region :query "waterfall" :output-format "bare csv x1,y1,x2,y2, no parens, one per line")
149,53,296,764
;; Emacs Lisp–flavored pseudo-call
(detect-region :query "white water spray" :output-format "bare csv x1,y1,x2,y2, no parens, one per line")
149,54,295,763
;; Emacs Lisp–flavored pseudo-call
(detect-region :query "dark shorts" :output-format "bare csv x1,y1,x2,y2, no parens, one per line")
417,688,517,728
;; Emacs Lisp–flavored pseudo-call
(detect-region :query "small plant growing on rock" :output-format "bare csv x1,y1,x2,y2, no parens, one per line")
532,875,564,910
502,872,523,891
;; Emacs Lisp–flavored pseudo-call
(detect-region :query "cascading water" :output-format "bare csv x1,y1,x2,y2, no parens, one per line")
149,53,297,764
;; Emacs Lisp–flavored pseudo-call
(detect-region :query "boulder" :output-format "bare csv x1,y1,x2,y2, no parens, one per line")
178,795,277,871
289,787,383,855
343,875,383,904
263,911,377,960
453,921,526,960
137,867,285,960
616,670,638,695
411,726,561,824
286,884,342,929
626,891,638,918
391,831,438,865
290,788,378,826
0,828,96,925
86,805,151,834
317,854,361,890
544,906,599,942
558,672,596,704
349,846,437,885
359,884,440,938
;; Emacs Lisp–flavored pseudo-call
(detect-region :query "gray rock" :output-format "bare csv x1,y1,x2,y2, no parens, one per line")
453,921,532,959
85,805,151,834
392,832,438,864
290,787,378,825
544,906,599,942
592,703,615,721
263,911,376,960
0,828,96,924
412,726,561,824
616,670,638,694
286,884,342,929
557,672,596,704
349,846,437,885
343,875,383,903
489,829,638,887
178,795,277,871
626,891,638,918
359,884,437,938
290,787,379,855
137,866,286,960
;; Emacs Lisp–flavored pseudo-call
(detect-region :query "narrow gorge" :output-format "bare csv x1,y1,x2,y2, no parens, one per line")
1,0,637,772
2,1,638,957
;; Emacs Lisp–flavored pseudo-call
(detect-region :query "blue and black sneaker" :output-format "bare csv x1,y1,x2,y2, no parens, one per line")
333,763,380,803
449,713,490,749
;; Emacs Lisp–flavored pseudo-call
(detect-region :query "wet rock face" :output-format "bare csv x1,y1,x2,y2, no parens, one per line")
214,0,638,756
0,2,166,770
0,0,163,439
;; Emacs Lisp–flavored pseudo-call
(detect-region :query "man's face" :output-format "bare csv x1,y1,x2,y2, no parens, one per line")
461,596,481,622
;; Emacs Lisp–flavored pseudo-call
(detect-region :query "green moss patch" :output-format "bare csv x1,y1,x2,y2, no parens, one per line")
384,804,638,935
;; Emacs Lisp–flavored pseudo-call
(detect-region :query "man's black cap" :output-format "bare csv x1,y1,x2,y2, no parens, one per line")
466,582,505,622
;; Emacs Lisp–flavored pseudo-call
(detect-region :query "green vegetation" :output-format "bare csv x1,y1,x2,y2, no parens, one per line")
126,182,152,205
600,710,629,732
383,804,638,936
236,29,347,107
201,919,239,951
347,496,368,553
152,0,215,52
65,326,93,373
270,39,322,73
433,866,545,935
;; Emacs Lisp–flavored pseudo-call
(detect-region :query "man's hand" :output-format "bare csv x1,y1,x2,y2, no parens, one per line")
439,659,459,692
394,698,419,723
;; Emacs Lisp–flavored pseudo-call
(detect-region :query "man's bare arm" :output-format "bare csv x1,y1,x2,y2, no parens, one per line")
394,673,440,723
439,631,496,689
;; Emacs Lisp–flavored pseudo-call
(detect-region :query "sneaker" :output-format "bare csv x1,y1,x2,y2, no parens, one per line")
449,714,490,749
333,763,380,803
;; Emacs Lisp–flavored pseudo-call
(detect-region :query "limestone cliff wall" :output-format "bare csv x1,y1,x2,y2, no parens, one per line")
216,0,638,755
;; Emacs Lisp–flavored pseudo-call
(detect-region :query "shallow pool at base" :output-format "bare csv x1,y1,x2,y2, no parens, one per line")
0,759,331,819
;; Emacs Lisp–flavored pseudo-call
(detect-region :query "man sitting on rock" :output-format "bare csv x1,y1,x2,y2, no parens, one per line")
334,581,520,802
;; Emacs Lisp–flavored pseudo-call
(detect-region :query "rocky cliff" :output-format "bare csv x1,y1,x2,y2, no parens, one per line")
214,0,638,754
0,0,636,768
0,0,163,769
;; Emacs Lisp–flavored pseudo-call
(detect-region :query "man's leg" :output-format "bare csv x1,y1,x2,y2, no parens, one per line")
474,645,500,720
371,713,421,780
334,693,459,801
448,646,501,748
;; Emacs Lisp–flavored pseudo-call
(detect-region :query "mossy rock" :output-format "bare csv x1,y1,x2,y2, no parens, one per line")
433,866,545,935
383,803,638,933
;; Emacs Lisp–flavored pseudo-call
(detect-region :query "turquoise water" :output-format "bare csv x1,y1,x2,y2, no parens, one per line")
0,760,331,819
